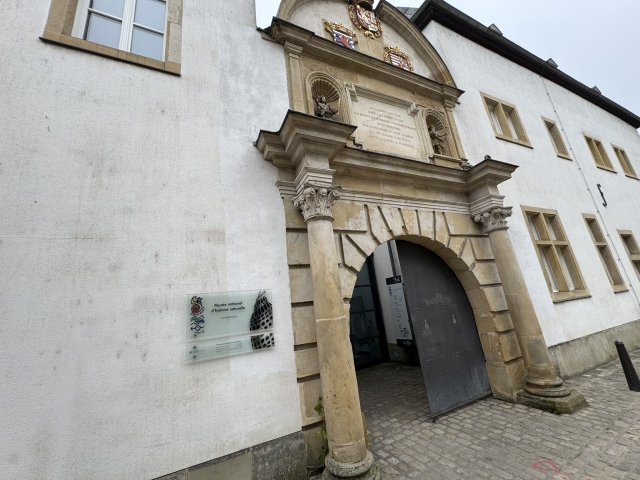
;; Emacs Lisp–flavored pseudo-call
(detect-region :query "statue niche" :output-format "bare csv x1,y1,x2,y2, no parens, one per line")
310,77,341,121
425,111,454,158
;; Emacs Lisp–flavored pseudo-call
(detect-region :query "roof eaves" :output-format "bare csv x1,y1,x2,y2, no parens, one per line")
410,0,640,128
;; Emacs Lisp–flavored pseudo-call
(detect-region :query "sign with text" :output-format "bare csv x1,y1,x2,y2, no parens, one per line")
386,276,414,346
353,96,422,159
186,289,274,362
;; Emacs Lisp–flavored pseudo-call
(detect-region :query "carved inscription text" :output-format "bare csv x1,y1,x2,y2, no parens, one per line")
352,96,422,159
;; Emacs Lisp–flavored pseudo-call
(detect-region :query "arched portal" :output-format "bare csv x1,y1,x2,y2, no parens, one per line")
349,239,491,418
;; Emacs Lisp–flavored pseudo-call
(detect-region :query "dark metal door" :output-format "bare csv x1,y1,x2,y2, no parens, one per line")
396,240,490,417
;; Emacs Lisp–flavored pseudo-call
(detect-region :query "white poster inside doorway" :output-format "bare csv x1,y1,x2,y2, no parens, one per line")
386,276,414,346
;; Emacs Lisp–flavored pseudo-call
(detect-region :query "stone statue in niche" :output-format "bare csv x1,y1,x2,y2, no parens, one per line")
314,96,338,119
428,125,447,155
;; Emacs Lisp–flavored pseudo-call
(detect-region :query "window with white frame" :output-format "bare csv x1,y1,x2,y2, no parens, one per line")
72,0,167,61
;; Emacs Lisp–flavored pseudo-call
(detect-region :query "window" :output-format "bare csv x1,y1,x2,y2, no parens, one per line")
72,0,167,61
523,207,589,302
583,215,626,293
481,93,531,147
612,145,638,179
42,0,182,74
618,230,640,281
542,117,570,159
584,135,616,172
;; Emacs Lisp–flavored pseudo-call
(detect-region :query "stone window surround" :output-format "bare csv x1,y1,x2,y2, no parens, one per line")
611,144,639,179
40,0,182,75
541,116,571,160
618,230,640,282
522,206,590,303
583,133,617,173
583,214,627,294
480,92,532,149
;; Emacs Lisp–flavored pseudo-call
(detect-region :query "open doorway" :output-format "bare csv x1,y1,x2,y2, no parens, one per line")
351,240,491,420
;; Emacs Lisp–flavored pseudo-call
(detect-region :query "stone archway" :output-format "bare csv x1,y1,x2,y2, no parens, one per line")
258,112,584,480
339,206,526,403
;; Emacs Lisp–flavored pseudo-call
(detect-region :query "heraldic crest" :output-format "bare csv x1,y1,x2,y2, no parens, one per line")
348,0,382,38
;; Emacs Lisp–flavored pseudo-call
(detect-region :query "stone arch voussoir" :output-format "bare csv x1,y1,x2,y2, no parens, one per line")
336,203,526,401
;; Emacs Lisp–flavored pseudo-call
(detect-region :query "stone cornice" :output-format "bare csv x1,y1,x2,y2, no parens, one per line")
255,110,357,169
465,159,518,193
333,146,468,192
268,18,463,104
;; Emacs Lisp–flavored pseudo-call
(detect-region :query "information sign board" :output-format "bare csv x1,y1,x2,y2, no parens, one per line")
386,276,414,346
186,289,274,362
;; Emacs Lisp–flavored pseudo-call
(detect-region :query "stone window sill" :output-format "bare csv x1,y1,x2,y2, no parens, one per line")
494,134,533,149
551,289,591,303
556,152,572,160
40,30,181,76
612,285,629,294
625,174,639,180
595,164,617,174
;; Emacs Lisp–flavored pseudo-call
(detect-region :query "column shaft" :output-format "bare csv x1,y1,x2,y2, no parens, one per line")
487,228,566,395
293,185,379,479
307,219,368,463
474,208,568,398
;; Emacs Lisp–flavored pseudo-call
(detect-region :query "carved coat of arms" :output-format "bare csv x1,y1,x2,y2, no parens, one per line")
348,0,382,38
384,46,413,72
325,21,358,50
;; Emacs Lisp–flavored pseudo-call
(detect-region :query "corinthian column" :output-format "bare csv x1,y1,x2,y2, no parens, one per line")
292,185,379,480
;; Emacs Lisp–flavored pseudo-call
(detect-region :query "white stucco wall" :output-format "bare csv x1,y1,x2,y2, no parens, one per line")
424,22,640,348
0,1,298,479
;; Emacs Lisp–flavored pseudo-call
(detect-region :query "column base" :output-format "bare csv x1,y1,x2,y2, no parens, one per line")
323,451,380,480
517,390,588,415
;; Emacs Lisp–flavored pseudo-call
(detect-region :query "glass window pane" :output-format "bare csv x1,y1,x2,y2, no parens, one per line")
355,262,370,286
91,0,126,18
352,286,375,311
544,216,557,241
134,0,166,32
488,106,503,135
557,247,575,291
505,110,518,138
527,214,541,240
131,27,164,61
540,247,559,292
86,13,122,49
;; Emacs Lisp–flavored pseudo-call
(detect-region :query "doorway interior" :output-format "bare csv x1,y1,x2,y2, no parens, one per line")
350,240,491,419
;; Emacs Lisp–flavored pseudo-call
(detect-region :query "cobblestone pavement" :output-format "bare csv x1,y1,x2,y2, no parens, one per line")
356,350,640,480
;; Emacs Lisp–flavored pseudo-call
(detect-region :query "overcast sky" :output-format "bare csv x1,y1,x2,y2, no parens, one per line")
256,0,640,123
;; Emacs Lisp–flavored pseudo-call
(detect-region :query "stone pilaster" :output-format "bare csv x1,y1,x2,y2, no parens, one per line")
473,207,587,413
292,184,379,480
284,42,306,112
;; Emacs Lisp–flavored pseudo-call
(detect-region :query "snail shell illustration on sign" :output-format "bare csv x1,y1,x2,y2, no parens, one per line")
250,291,275,350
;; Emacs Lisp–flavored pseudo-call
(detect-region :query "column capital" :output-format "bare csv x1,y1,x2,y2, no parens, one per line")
473,207,513,233
292,184,341,223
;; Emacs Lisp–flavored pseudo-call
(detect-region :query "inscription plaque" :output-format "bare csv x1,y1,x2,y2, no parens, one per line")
186,289,274,362
352,95,424,159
